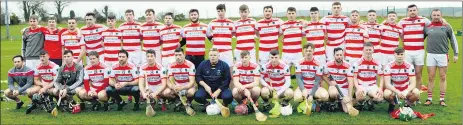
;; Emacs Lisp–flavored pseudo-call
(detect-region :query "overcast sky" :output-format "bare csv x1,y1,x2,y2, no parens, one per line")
2,1,461,19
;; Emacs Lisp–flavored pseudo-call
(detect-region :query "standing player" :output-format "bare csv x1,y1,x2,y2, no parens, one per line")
398,4,431,95
424,9,459,106
260,49,293,112
160,12,182,67
5,55,35,110
234,4,258,63
256,5,283,65
380,11,403,66
232,50,261,106
351,42,384,109
77,51,111,111
321,2,350,61
119,9,142,68
34,51,60,98
294,43,329,108
363,10,382,63
344,10,369,64
165,48,197,110
141,9,164,65
383,47,420,112
139,49,168,111
43,16,64,66
208,4,235,68
21,15,47,69
81,12,106,65
304,7,327,66
323,48,355,113
280,7,304,68
61,18,86,64
181,9,208,68
102,15,123,67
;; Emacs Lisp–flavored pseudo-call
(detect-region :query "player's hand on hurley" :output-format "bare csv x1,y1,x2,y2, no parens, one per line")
238,86,246,93
88,91,97,97
12,90,19,96
39,88,47,95
377,89,383,98
174,85,183,92
143,93,150,99
211,90,220,99
204,86,212,96
453,56,458,63
59,89,67,98
357,87,365,97
396,92,405,99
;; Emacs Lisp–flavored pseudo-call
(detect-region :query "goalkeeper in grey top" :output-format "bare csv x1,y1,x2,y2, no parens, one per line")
423,9,459,107
52,50,84,99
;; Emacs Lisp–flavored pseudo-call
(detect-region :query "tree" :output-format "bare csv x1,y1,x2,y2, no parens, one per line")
54,1,71,23
70,10,75,18
37,7,48,22
93,9,106,23
101,5,109,19
174,13,185,21
10,13,21,25
138,16,146,21
20,1,44,22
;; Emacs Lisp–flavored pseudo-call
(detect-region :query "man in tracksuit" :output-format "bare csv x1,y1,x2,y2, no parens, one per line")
423,9,459,107
5,55,35,111
21,15,46,69
194,48,233,112
52,50,85,109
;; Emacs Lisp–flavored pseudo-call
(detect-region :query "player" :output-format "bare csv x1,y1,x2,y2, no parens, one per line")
43,16,64,66
383,47,420,112
119,9,142,68
321,2,350,61
344,10,369,64
160,12,182,67
207,4,235,69
232,50,261,106
102,14,123,67
256,5,283,65
363,10,382,63
234,4,258,63
280,7,304,68
260,49,293,112
139,49,168,111
304,7,327,66
52,50,85,109
141,9,164,65
21,15,47,69
61,18,85,64
181,9,209,68
5,55,35,111
34,51,60,98
380,11,403,66
80,12,106,65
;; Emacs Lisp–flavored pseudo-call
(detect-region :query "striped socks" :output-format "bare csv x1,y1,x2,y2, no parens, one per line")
427,91,433,101
440,92,446,101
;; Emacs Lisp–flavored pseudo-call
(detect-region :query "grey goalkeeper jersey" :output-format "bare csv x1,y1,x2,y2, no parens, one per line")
21,27,45,60
424,22,459,56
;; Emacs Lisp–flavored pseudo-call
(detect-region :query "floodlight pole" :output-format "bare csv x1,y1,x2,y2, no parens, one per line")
5,0,11,39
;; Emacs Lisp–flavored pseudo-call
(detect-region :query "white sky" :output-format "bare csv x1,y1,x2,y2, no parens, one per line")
2,1,461,19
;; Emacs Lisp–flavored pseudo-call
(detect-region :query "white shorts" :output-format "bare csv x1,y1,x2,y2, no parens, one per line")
147,85,162,93
162,56,175,67
325,45,345,61
381,53,395,66
314,55,327,67
345,56,361,65
360,84,379,94
127,50,142,67
86,54,105,66
259,51,271,66
426,53,448,67
282,52,303,66
405,50,425,66
234,49,257,63
219,50,234,67
373,53,382,65
141,49,162,65
25,59,40,69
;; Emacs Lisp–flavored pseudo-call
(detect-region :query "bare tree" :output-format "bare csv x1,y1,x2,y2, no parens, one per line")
54,1,72,23
20,1,44,22
101,5,109,19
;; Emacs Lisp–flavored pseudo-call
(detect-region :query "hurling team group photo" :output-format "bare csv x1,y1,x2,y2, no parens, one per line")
2,0,462,123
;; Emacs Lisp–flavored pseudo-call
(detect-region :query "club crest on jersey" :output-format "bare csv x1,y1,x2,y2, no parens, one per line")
217,70,221,75
272,22,275,24
341,19,344,21
248,21,251,23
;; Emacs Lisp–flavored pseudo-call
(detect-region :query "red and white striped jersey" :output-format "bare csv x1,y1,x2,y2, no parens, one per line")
61,30,84,60
320,15,350,46
160,25,182,57
352,58,382,87
110,62,139,82
256,18,283,51
398,16,431,51
383,61,415,91
234,18,257,51
280,20,304,53
139,63,167,86
119,22,142,52
232,62,260,85
323,60,353,89
84,63,110,93
295,58,323,89
168,60,195,86
181,22,208,56
380,23,403,55
363,23,382,53
304,21,327,56
80,25,106,55
261,61,290,88
344,25,368,59
141,22,164,51
207,19,235,52
34,61,59,83
101,29,122,62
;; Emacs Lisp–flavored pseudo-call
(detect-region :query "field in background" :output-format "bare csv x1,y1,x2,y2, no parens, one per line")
0,17,461,124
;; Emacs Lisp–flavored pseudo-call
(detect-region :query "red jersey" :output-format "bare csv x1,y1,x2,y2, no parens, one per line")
208,19,235,52
139,63,167,86
234,18,257,51
101,29,122,62
380,23,403,55
160,24,182,57
383,61,415,91
119,22,142,52
110,62,139,82
141,22,164,51
167,60,195,86
181,22,208,56
34,61,60,83
261,61,290,88
352,58,383,87
323,60,353,89
398,16,431,51
280,20,304,53
320,15,350,46
84,63,110,93
304,21,327,56
44,28,63,59
295,58,323,89
344,25,368,59
61,30,84,60
256,18,283,51
80,25,106,55
363,23,382,53
232,62,260,85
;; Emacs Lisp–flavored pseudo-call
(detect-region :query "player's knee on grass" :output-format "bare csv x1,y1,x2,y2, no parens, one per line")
328,86,339,100
260,87,270,99
293,88,303,102
315,88,329,102
98,90,108,102
283,89,294,100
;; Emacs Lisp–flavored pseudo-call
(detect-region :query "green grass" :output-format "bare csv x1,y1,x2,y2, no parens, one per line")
0,17,461,124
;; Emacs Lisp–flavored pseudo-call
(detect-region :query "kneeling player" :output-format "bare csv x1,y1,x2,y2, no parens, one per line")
383,47,420,113
30,51,60,113
77,51,111,111
260,49,293,112
351,42,384,111
139,49,168,111
5,55,36,111
232,50,261,107
165,48,196,111
294,43,329,112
